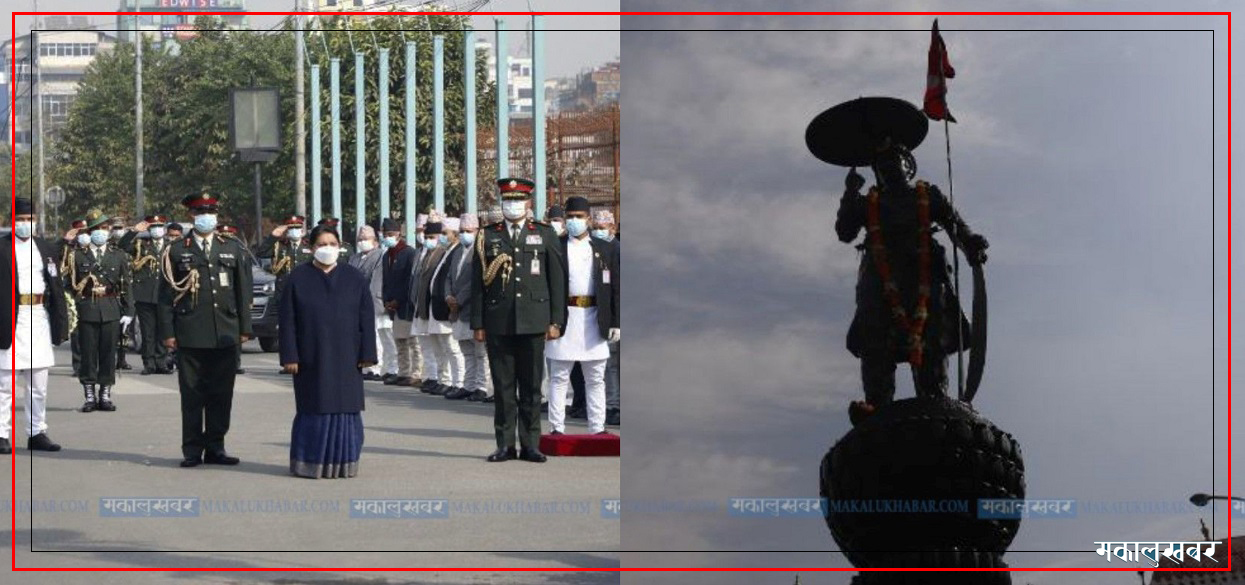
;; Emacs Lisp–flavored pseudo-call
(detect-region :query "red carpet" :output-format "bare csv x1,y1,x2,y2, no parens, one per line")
539,433,620,456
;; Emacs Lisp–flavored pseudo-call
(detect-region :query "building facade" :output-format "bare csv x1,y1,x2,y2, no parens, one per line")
1,30,118,152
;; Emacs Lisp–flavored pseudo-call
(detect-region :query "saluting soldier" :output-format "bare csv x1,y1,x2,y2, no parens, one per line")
257,215,311,374
62,218,90,378
118,214,173,375
158,193,254,468
109,218,135,371
471,178,568,463
67,210,134,412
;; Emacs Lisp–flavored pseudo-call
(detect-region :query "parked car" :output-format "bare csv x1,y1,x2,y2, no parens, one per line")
251,257,279,352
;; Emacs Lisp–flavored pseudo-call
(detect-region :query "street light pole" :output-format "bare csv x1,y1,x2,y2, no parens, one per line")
294,0,306,216
1189,493,1245,506
135,1,145,217
33,1,46,233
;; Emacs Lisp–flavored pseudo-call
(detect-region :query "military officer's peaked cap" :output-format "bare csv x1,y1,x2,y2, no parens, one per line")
284,215,306,227
497,177,535,199
220,224,239,234
182,192,220,211
318,216,340,226
144,214,168,225
71,218,87,229
84,208,111,230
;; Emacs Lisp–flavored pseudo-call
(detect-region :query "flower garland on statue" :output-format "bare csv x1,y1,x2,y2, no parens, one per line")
864,180,933,368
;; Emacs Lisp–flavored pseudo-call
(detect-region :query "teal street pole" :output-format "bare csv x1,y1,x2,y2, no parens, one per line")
434,36,445,215
404,41,417,243
532,15,546,218
378,48,390,222
495,18,508,180
464,29,477,215
310,63,322,225
331,58,342,223
354,51,366,234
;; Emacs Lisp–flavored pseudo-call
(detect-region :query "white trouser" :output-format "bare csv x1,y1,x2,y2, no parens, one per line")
547,358,607,434
377,317,398,376
0,368,50,439
458,339,491,394
424,333,463,386
417,335,439,382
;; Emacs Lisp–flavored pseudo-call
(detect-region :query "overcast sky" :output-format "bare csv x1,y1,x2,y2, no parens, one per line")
7,0,619,79
618,3,1234,585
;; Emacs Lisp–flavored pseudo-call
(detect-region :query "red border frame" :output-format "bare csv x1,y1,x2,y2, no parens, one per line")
6,8,1232,575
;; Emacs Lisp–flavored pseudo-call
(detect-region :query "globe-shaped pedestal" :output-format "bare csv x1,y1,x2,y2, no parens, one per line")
821,396,1025,584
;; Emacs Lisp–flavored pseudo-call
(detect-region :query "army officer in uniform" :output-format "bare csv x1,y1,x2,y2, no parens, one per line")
158,193,254,468
119,215,173,375
67,209,134,412
471,178,567,463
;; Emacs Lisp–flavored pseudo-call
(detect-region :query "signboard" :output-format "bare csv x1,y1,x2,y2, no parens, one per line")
174,23,199,41
229,87,281,162
146,0,245,9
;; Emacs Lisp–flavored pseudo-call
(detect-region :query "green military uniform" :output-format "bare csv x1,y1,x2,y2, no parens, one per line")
219,224,248,375
110,220,135,371
118,215,173,375
470,178,568,462
62,219,88,377
157,193,253,466
68,210,134,412
256,216,312,325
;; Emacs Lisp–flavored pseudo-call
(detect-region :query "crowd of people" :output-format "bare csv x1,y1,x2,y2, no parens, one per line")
0,177,621,478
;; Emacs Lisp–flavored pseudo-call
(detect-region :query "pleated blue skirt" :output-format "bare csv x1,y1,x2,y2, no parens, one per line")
290,412,364,479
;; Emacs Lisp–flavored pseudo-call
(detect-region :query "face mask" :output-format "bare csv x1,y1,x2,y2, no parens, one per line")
591,229,610,241
314,245,340,265
566,218,588,237
90,230,110,247
424,237,439,250
287,228,303,241
14,221,32,239
382,236,398,249
459,232,475,247
76,233,91,247
149,226,165,239
438,234,449,247
551,221,565,236
358,239,376,252
502,200,527,221
194,214,217,234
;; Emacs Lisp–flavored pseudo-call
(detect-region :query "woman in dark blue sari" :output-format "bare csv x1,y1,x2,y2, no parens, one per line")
279,225,377,478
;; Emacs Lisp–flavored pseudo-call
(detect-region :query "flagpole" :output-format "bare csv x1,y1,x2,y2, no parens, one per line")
937,35,965,402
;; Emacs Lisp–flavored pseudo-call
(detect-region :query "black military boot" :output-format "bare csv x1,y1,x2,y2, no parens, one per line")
97,386,116,412
80,385,97,413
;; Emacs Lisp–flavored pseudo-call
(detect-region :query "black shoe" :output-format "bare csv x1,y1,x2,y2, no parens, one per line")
117,361,133,371
381,373,397,384
141,367,154,376
444,387,469,400
362,372,381,381
159,365,174,374
606,408,620,426
96,386,116,412
550,430,564,436
179,456,203,468
518,448,547,463
390,376,412,386
421,379,439,393
204,451,240,465
482,394,495,403
467,390,486,402
487,447,517,462
236,368,246,375
0,438,10,454
79,384,97,413
429,383,448,396
26,433,61,452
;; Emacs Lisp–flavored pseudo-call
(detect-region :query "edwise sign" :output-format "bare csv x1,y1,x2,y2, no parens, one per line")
152,0,244,8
